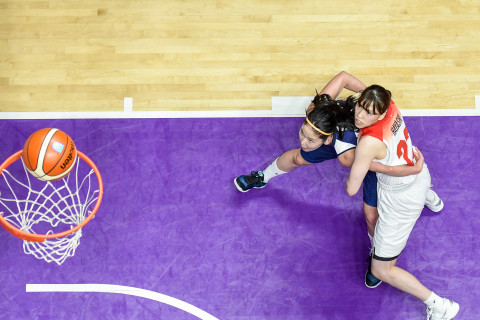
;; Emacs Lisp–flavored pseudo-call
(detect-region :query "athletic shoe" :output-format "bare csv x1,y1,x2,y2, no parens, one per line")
234,171,267,192
365,250,382,289
426,189,444,212
426,298,459,320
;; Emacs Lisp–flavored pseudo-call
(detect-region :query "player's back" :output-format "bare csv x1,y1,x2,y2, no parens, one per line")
360,101,416,186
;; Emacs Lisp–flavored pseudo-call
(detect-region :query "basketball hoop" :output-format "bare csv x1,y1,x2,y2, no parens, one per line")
0,150,103,265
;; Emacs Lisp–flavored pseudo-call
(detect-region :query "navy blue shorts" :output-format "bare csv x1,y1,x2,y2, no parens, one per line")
300,146,378,208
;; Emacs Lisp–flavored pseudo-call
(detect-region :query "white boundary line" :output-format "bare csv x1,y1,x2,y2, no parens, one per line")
124,97,133,113
271,96,480,117
1,97,479,119
26,283,220,320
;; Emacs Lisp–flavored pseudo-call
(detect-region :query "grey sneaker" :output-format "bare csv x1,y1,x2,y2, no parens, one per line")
426,298,459,320
426,189,444,212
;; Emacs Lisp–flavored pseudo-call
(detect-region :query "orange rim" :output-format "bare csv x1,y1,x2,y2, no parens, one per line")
0,150,103,242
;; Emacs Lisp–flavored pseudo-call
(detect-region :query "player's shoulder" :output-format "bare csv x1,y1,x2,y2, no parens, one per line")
333,129,358,155
336,129,358,144
358,134,384,152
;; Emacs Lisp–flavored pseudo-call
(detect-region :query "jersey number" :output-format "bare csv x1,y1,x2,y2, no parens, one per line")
396,127,414,166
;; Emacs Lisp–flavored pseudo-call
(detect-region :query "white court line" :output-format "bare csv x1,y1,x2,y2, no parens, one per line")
271,96,480,117
26,283,220,320
124,97,133,113
1,96,479,119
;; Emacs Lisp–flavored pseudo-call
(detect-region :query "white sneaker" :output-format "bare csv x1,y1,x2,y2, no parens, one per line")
426,298,459,320
426,189,444,212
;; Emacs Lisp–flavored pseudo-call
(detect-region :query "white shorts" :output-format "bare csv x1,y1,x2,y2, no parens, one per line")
373,164,432,261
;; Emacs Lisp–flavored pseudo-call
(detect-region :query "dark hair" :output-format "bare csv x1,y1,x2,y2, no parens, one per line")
307,93,356,140
357,84,391,115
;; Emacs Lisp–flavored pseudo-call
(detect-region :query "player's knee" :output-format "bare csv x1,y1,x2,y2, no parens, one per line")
370,264,385,281
370,261,390,282
364,213,378,227
364,204,378,218
293,151,308,166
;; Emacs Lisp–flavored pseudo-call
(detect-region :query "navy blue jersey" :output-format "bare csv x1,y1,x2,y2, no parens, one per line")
300,129,358,163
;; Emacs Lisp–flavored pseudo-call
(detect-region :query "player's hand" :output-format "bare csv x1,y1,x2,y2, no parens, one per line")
413,147,424,174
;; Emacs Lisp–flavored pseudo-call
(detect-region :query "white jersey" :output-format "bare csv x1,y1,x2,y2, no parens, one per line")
359,101,416,186
359,101,433,260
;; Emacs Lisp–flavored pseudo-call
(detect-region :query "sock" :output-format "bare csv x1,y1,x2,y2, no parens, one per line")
424,291,443,307
368,233,374,248
262,158,287,182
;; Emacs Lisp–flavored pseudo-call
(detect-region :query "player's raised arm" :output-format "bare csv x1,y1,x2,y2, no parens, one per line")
319,71,367,99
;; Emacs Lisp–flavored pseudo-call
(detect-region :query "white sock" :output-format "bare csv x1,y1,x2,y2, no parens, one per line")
368,233,374,248
424,291,443,307
262,158,287,182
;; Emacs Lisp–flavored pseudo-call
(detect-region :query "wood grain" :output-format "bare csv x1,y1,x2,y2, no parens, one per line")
1,0,479,112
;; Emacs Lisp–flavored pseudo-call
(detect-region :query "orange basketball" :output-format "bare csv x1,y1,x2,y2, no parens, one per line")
22,128,77,181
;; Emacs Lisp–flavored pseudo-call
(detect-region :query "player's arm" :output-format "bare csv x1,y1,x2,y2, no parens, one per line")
340,145,424,176
306,71,366,114
346,137,383,196
369,147,424,176
337,149,355,168
276,148,311,172
335,131,357,168
319,71,367,99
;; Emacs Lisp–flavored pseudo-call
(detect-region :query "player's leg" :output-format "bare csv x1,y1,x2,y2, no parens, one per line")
362,170,382,288
372,165,458,319
234,149,309,192
371,258,459,320
234,142,337,192
363,203,377,242
371,258,430,300
363,204,381,289
369,167,426,291
425,187,444,212
362,170,378,242
275,148,310,172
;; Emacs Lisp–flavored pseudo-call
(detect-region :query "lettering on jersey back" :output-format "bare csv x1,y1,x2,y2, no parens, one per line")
391,114,403,136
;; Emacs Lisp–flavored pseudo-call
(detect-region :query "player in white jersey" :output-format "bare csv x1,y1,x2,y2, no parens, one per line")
234,72,424,270
346,83,459,320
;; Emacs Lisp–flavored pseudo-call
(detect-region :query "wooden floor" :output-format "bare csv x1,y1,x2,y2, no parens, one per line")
1,0,479,113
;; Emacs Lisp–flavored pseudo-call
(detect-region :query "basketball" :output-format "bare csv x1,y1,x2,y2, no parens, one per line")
22,128,77,181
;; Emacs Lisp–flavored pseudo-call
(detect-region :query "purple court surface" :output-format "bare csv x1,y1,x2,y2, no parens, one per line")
0,116,478,320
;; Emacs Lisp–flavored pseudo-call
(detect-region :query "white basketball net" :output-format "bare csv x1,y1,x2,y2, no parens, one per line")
0,155,100,265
